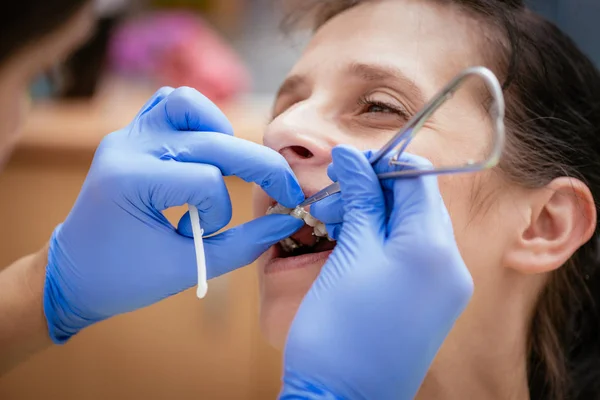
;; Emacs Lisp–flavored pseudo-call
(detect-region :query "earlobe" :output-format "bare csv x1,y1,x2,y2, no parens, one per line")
505,177,597,275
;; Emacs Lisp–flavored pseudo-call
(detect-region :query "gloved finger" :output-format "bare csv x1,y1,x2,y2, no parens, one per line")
177,199,232,237
148,161,233,235
309,192,343,225
374,153,450,242
326,150,374,183
203,215,304,278
135,86,175,120
141,87,234,135
325,223,342,240
319,150,375,226
326,163,337,182
331,145,386,237
164,131,304,208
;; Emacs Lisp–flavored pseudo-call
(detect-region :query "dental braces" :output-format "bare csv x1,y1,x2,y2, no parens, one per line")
267,203,334,252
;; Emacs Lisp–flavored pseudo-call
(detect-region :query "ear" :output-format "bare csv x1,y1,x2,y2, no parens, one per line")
504,177,597,275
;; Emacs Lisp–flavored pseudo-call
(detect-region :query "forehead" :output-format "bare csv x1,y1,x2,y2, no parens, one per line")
290,0,486,96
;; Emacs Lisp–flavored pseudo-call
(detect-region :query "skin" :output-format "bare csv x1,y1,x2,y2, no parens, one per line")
253,1,596,398
0,4,95,374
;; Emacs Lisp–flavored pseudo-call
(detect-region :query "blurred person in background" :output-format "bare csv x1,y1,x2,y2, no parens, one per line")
57,0,128,98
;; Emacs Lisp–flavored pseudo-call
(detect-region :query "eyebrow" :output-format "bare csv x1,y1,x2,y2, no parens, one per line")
274,62,426,110
347,62,426,108
275,75,307,102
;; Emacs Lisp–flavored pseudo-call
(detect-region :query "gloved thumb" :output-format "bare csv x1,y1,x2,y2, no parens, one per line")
141,86,234,134
331,145,386,237
203,215,304,278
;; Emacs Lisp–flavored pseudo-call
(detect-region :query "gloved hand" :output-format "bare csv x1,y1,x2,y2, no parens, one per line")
280,146,473,400
44,87,305,344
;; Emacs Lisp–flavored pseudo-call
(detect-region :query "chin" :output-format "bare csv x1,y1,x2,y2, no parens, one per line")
257,249,329,349
253,188,337,348
253,186,338,348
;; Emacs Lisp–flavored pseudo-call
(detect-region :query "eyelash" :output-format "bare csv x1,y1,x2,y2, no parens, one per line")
358,96,410,120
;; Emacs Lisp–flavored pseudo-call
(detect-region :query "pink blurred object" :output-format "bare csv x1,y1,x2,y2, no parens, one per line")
108,11,251,103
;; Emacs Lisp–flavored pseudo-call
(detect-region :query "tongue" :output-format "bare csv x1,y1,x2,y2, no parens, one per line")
290,224,318,247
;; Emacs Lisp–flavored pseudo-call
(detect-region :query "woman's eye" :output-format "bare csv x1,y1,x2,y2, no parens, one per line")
358,97,410,120
366,103,396,113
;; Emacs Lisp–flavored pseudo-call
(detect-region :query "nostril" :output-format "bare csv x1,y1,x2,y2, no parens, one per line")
290,145,314,159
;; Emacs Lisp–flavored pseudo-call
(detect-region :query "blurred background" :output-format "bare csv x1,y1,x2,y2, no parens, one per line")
0,0,597,399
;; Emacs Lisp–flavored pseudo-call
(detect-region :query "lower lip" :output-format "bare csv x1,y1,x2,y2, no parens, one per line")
264,248,333,275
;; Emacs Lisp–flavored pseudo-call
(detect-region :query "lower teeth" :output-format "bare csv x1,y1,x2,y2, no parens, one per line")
280,235,328,254
280,237,301,253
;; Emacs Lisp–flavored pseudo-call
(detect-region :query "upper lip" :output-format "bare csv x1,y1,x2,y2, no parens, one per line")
270,186,322,208
302,187,321,200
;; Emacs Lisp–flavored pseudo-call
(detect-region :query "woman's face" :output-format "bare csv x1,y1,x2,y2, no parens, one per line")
253,0,534,350
0,4,94,166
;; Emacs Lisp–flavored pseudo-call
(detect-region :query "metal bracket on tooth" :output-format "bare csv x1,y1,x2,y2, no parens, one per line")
267,203,335,242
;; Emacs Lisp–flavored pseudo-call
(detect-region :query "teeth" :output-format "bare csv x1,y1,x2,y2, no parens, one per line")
313,223,334,241
267,204,293,216
303,213,319,227
290,207,308,220
313,222,327,237
267,203,336,250
280,237,301,253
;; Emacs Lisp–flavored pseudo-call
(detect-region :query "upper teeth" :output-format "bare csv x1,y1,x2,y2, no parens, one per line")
267,203,293,216
266,203,334,244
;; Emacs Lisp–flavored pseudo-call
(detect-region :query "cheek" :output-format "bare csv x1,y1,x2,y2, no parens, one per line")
405,134,444,168
258,262,323,349
401,118,500,272
406,129,484,171
437,172,508,283
437,174,475,235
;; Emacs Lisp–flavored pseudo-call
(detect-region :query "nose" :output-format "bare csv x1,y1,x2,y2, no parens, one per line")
263,101,334,169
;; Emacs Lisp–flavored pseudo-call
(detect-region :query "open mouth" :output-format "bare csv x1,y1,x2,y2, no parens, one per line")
277,224,337,259
267,202,337,259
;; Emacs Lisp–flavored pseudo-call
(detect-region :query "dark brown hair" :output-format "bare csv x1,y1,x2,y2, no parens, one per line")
284,1,600,399
0,0,90,64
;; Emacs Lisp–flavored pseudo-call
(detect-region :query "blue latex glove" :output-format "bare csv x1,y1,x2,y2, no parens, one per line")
280,146,473,400
44,87,305,344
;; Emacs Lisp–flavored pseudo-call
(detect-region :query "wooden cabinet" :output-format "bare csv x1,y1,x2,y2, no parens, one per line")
0,81,282,399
